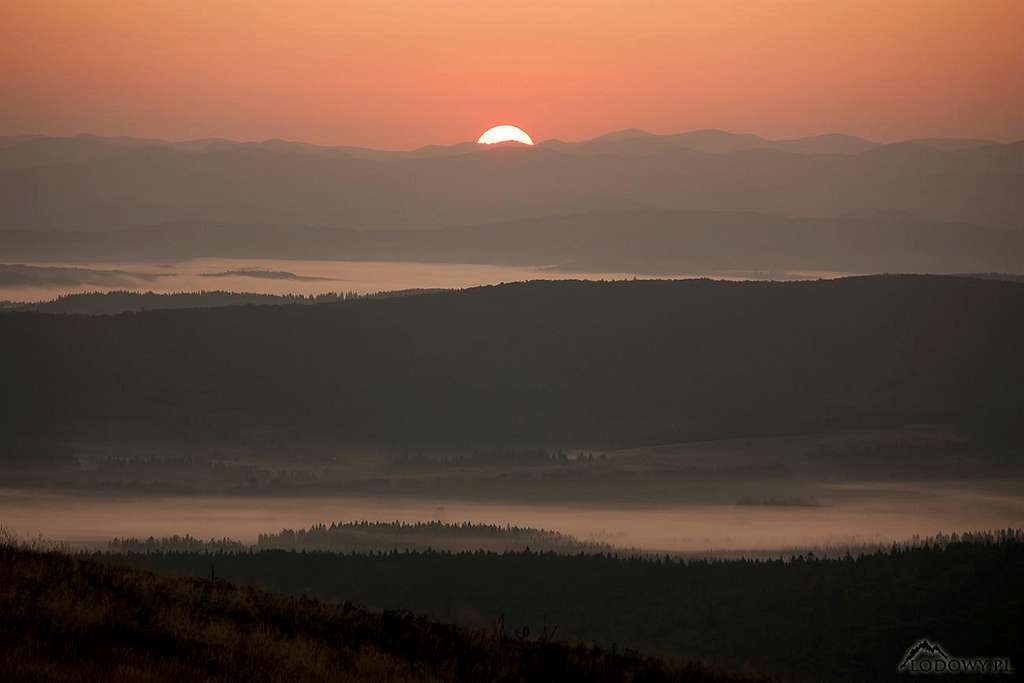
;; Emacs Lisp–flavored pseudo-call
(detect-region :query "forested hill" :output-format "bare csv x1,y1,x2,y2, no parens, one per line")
102,531,1024,682
4,288,441,315
2,276,1022,448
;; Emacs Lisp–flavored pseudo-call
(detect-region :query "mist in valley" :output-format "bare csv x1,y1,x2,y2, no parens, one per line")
3,52,1023,683
5,480,1023,555
1,257,835,306
5,427,1022,555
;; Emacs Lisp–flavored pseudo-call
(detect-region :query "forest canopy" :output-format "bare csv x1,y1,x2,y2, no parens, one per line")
2,276,1022,450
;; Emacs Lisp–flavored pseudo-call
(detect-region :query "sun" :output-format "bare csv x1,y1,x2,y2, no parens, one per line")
477,125,534,145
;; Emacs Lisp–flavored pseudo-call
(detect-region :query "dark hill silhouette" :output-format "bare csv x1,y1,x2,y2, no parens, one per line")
2,276,1021,449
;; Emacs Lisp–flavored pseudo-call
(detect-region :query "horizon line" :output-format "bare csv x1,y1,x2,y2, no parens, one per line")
3,128,1019,154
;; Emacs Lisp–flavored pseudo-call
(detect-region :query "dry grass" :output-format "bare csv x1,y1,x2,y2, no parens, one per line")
0,535,757,682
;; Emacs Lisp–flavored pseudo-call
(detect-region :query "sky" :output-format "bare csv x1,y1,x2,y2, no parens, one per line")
1,0,1022,149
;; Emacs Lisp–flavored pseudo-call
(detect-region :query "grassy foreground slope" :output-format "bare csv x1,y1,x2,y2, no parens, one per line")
106,532,1024,682
0,542,751,683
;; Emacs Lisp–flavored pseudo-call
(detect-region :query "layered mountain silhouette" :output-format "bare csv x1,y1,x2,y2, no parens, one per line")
4,209,1022,274
1,130,1019,235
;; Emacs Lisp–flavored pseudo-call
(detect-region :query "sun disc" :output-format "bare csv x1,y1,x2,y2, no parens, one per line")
477,125,534,145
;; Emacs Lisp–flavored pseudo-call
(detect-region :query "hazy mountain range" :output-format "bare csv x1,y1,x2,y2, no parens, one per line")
4,209,1022,275
1,130,1021,275
0,128,1005,166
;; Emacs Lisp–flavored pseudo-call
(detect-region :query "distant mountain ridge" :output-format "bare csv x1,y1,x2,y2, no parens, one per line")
4,208,1021,275
0,129,1004,168
554,128,885,155
0,131,1020,234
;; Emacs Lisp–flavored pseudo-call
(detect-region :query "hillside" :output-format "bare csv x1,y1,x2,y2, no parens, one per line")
100,530,1024,681
2,276,1022,450
0,541,745,682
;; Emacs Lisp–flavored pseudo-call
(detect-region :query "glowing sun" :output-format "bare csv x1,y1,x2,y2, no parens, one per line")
477,125,534,145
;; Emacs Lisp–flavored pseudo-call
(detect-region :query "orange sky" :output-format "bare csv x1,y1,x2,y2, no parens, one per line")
2,0,1022,148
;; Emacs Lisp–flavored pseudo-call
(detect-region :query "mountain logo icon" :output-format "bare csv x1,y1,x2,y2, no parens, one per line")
897,638,1013,675
898,639,952,672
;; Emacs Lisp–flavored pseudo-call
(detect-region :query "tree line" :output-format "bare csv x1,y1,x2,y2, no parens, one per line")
101,529,1024,681
3,277,1022,451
